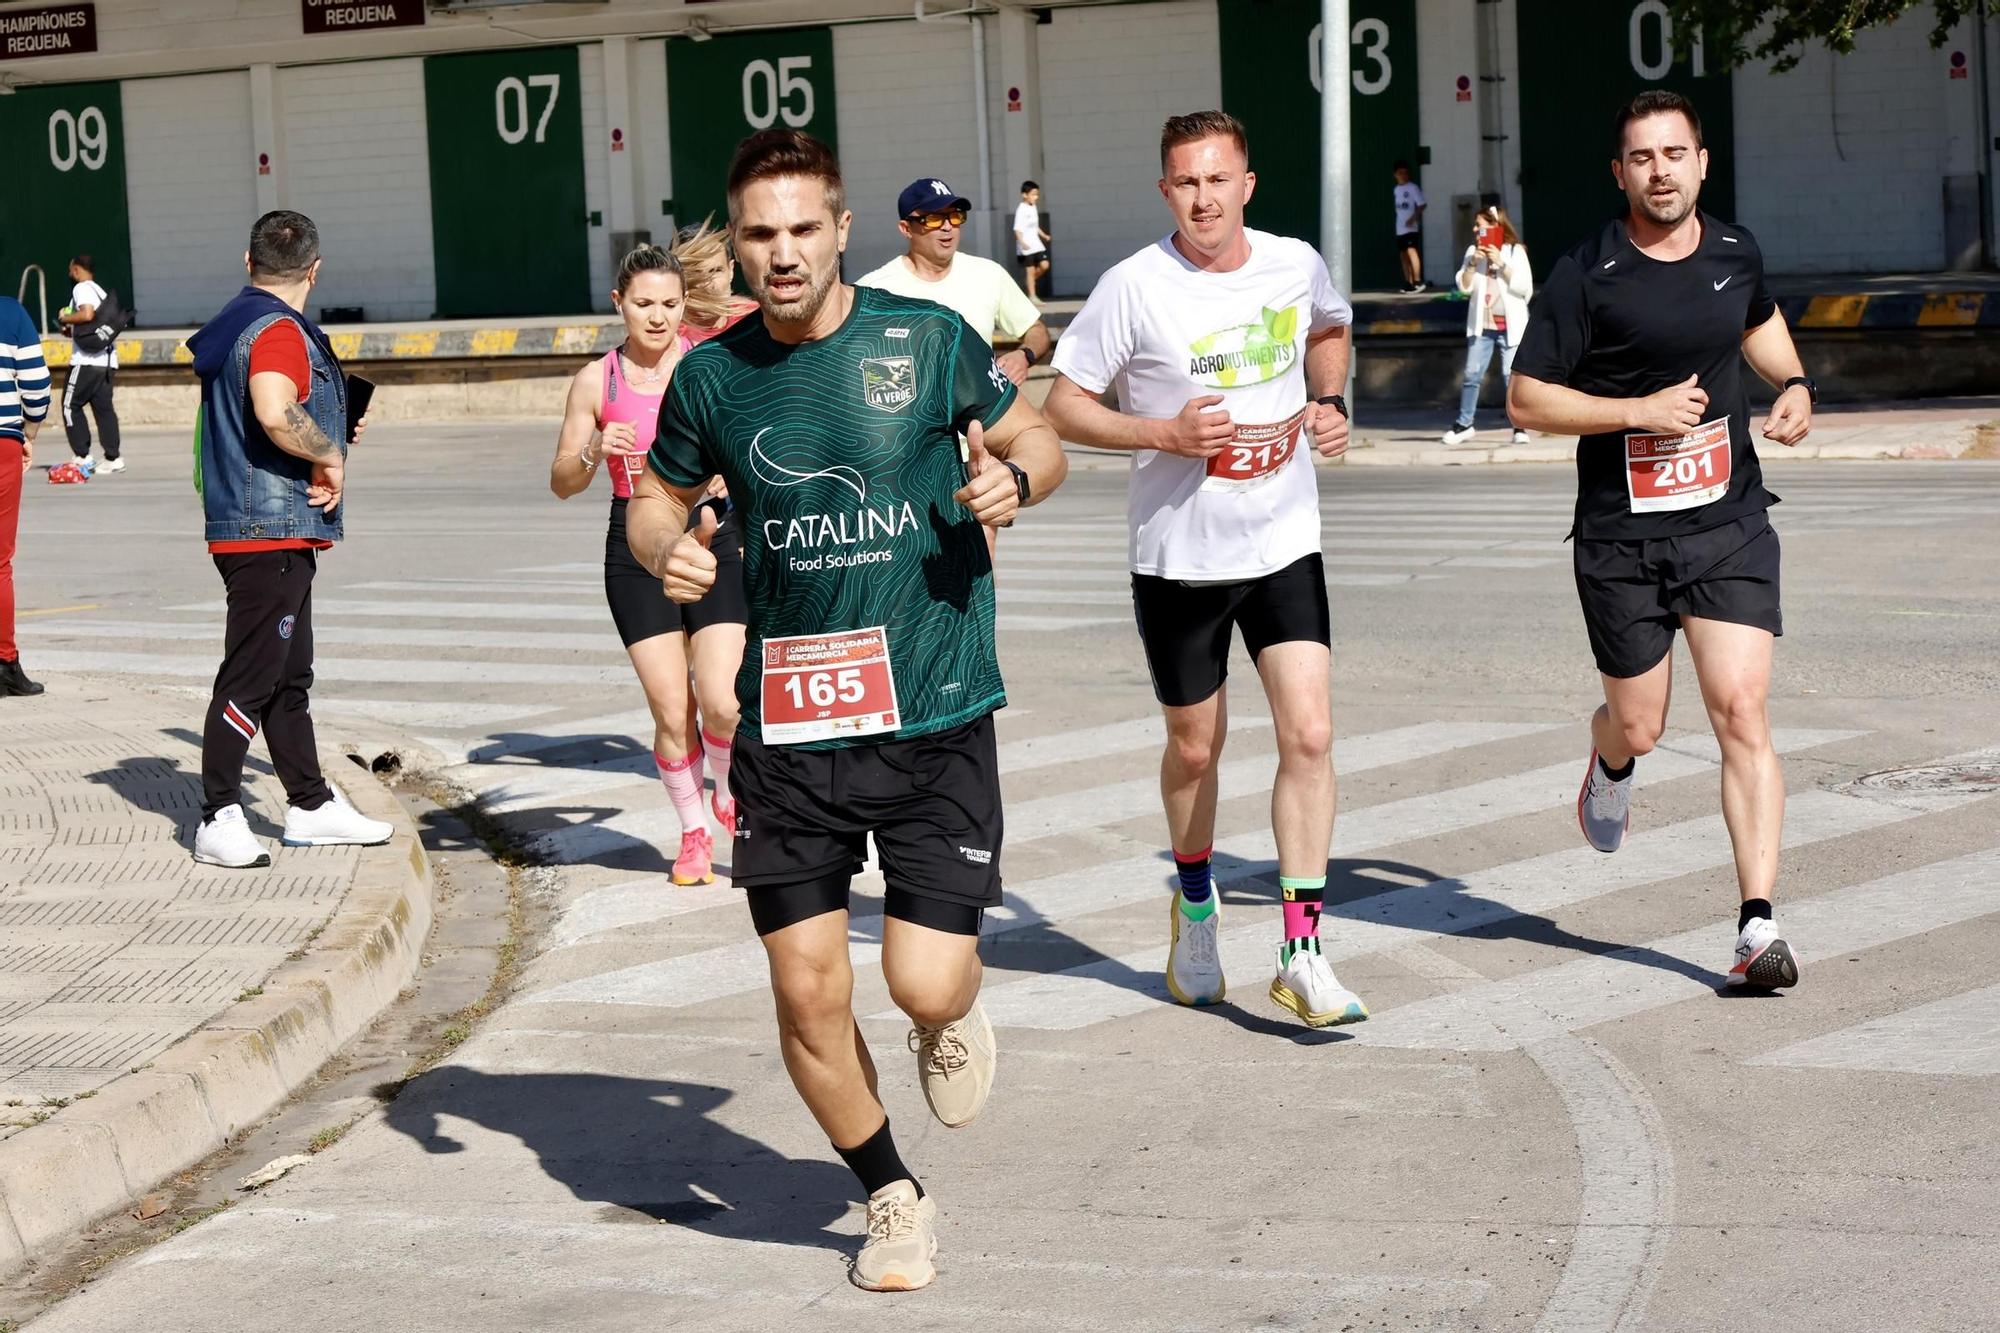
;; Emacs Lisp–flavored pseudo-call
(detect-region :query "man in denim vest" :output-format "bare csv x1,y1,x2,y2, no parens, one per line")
186,211,391,868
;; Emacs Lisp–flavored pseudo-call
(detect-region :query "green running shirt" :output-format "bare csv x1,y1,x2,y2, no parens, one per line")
649,286,1018,749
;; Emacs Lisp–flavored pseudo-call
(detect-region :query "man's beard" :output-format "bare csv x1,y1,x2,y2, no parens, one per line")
1636,185,1694,226
757,265,836,327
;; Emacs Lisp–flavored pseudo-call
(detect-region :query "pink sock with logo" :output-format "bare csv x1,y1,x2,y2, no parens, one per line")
701,728,735,812
656,749,706,834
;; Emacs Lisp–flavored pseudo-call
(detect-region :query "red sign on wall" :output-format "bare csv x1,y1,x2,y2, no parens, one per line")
302,0,424,35
0,3,97,59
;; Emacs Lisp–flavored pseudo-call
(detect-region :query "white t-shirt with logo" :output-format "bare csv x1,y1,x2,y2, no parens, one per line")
1394,182,1426,235
856,253,1041,347
1013,201,1043,256
69,279,114,367
1052,228,1352,581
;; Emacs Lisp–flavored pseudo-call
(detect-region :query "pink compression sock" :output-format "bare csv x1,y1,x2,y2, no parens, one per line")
656,749,707,834
701,728,735,810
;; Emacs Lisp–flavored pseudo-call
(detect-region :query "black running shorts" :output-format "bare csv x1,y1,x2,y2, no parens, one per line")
730,714,1003,931
1573,510,1782,679
1130,552,1332,708
1017,250,1049,269
603,497,747,647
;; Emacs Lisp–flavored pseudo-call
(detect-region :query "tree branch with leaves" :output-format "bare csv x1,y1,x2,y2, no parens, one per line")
1667,0,1998,72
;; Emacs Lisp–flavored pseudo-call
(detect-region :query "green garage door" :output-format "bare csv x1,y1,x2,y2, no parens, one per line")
1517,0,1735,263
0,81,132,334
1219,0,1418,293
424,46,591,317
665,27,837,235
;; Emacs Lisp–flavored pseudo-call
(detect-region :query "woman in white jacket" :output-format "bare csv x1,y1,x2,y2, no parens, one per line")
1443,204,1533,445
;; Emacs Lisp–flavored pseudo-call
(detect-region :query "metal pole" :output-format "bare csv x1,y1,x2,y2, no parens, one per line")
1319,0,1354,414
970,14,996,261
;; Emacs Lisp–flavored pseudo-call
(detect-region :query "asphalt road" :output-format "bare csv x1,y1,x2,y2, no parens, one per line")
13,425,2000,1332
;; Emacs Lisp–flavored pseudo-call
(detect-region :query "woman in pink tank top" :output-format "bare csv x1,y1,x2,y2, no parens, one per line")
550,245,748,887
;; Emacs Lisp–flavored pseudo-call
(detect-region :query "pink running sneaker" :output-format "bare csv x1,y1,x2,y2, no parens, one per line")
712,794,736,838
672,828,715,885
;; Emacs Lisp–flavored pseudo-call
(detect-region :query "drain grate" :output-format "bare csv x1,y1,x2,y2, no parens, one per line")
1851,762,2000,795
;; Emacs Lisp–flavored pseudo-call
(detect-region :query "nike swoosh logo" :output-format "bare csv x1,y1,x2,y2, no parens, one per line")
1713,277,1732,291
747,428,867,503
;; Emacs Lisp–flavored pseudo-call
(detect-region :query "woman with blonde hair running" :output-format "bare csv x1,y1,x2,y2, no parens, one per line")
672,217,759,348
551,244,747,884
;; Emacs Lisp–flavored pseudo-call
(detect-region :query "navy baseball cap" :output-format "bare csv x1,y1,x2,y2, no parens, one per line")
898,177,971,219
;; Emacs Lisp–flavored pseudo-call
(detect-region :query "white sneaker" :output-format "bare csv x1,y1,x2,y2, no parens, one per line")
1510,429,1531,445
850,1181,938,1292
282,788,394,847
194,804,270,868
909,1001,996,1129
97,457,126,474
1728,917,1800,990
1577,749,1633,854
1269,947,1368,1028
1165,893,1225,1005
1441,425,1477,446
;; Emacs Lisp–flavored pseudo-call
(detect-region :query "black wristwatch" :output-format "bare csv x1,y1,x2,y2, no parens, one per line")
1316,393,1348,419
1003,460,1030,504
1782,375,1817,405
1020,346,1039,367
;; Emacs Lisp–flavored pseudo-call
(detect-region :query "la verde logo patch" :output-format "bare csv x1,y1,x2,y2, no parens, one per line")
1187,305,1301,388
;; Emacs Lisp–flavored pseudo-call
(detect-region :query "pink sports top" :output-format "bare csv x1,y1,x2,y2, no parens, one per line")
598,346,666,499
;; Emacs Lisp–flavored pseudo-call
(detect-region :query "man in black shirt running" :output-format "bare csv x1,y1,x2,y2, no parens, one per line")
1509,89,1814,991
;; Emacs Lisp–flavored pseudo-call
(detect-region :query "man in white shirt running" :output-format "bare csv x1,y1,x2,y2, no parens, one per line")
858,177,1052,385
1043,110,1366,1029
1013,181,1051,304
57,254,123,473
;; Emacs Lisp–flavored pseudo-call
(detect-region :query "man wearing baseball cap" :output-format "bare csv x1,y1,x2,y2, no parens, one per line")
857,177,1051,386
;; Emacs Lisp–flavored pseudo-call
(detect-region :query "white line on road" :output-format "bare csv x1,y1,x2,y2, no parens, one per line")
1748,981,2000,1076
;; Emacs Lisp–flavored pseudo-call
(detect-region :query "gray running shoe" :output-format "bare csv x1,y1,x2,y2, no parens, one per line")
1577,749,1633,853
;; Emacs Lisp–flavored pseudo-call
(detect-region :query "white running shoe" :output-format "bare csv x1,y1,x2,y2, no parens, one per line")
1269,948,1368,1028
1510,429,1531,445
850,1180,938,1292
1577,749,1633,854
1441,424,1477,446
282,788,393,847
97,457,126,474
1728,917,1800,990
193,804,270,868
1165,893,1225,1005
910,1001,996,1129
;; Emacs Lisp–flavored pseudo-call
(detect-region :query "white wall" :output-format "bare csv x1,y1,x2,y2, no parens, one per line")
1732,18,1956,272
122,72,260,326
1415,0,1483,281
635,37,674,249
1037,0,1223,293
277,59,436,322
578,42,613,310
833,18,985,279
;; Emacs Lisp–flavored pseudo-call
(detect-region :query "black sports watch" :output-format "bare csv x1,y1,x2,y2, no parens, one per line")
1782,375,1817,405
1316,393,1348,419
1020,346,1039,367
1003,460,1030,504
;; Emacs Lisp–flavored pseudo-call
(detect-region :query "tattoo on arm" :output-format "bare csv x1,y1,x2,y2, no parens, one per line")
281,401,341,461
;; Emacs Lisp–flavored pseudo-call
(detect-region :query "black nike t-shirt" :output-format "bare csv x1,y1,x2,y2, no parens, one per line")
1513,212,1781,542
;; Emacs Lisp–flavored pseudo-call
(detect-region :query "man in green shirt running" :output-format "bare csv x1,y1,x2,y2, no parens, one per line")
628,129,1066,1295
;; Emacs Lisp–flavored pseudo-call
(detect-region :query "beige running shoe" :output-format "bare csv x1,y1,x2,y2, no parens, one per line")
909,1001,996,1129
851,1180,938,1292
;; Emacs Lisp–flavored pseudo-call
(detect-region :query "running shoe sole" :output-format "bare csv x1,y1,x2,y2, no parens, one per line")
1577,749,1629,855
281,833,392,848
1728,937,1800,990
192,849,271,868
850,1237,938,1293
1163,897,1224,1006
1268,977,1369,1028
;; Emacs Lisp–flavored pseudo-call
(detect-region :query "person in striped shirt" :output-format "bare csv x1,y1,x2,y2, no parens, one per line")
0,295,52,698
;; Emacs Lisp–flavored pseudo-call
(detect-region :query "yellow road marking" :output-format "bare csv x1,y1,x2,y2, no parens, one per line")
17,603,100,617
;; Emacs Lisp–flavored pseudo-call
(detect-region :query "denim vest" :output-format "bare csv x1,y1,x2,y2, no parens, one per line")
190,289,347,544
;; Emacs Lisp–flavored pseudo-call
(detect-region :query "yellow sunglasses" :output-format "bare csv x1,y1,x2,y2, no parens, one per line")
908,208,968,231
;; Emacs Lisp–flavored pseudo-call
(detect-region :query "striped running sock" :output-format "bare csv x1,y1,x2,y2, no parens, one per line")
701,728,735,811
1279,875,1326,967
1174,846,1214,918
656,748,707,833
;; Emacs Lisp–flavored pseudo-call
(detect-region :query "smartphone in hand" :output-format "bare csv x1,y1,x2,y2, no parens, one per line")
344,374,377,444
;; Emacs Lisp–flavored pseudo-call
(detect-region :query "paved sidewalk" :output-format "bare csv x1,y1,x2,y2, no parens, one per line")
0,677,431,1276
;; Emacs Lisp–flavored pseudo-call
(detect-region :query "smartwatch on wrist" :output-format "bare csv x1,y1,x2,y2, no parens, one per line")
1782,375,1817,405
1002,460,1030,505
1316,394,1348,419
1020,347,1039,368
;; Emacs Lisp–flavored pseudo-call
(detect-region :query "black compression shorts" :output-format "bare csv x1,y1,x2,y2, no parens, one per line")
1573,510,1782,679
1130,552,1331,708
603,497,746,647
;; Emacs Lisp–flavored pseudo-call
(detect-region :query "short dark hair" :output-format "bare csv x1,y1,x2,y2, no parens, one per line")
1160,110,1248,173
69,253,93,273
1392,160,1411,173
1020,179,1038,194
249,210,320,281
1614,89,1704,155
726,129,845,218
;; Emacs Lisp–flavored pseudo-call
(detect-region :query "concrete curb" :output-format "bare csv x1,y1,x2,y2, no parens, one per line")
0,759,434,1280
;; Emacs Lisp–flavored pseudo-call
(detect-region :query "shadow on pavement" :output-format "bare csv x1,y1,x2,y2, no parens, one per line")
380,1067,854,1253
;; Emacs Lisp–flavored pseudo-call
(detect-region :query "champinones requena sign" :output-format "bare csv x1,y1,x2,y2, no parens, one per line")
0,3,97,59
